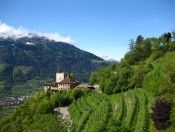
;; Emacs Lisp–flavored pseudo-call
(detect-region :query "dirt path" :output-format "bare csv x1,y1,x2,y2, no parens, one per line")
59,107,72,132
59,107,69,119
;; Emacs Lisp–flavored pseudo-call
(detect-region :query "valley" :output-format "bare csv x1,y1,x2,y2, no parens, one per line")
0,31,175,131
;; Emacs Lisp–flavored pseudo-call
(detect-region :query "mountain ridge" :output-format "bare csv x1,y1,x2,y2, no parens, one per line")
0,36,110,97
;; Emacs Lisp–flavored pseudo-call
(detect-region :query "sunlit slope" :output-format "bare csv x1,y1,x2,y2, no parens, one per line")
68,89,153,132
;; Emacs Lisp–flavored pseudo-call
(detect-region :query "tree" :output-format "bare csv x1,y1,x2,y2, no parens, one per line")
51,90,71,107
70,89,83,100
36,101,54,114
136,35,144,45
129,65,145,88
125,35,150,64
89,72,98,85
30,114,70,132
104,79,114,95
161,32,172,45
142,39,152,58
70,73,75,79
105,74,118,94
129,39,135,52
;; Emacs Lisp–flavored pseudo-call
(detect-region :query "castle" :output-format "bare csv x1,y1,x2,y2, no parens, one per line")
44,73,79,92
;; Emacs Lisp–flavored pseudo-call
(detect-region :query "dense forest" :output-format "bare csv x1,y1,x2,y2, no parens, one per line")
0,36,110,98
0,36,110,82
1,31,175,131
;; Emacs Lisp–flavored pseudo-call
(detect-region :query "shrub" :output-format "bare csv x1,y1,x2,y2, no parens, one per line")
151,100,173,130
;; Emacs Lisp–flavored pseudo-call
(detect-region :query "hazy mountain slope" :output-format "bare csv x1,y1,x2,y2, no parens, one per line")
0,37,110,97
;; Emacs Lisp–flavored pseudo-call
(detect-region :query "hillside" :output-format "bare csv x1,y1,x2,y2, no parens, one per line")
89,32,175,96
68,31,175,131
1,31,175,131
68,89,153,132
88,31,175,131
0,87,153,132
0,36,110,98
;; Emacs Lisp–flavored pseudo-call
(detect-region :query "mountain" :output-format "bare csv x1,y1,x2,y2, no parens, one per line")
0,37,110,96
1,32,175,131
100,55,118,62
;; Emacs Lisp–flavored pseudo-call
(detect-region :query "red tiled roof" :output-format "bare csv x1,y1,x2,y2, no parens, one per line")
45,81,58,87
58,75,79,84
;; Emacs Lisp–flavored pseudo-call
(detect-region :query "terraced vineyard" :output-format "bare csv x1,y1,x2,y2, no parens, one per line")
68,89,153,132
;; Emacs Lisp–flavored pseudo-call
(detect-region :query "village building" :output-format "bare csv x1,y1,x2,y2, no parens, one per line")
44,73,79,92
93,84,100,91
76,83,95,90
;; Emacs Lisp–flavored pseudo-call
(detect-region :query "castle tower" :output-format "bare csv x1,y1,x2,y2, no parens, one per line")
56,72,66,83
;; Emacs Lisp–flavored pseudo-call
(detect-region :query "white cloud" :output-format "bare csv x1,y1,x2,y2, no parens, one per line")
0,22,74,44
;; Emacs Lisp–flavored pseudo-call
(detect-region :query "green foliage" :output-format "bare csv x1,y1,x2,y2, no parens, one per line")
143,52,175,100
104,74,118,95
124,35,151,65
88,31,175,130
89,72,98,85
70,89,83,100
129,64,153,88
89,63,132,94
161,32,172,46
30,114,69,132
70,73,75,79
89,31,175,103
0,89,92,131
36,101,54,114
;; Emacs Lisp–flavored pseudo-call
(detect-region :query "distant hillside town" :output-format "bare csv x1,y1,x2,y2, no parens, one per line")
0,96,31,107
44,72,99,92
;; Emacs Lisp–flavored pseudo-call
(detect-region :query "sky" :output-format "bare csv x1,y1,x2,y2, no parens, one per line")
0,0,175,61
